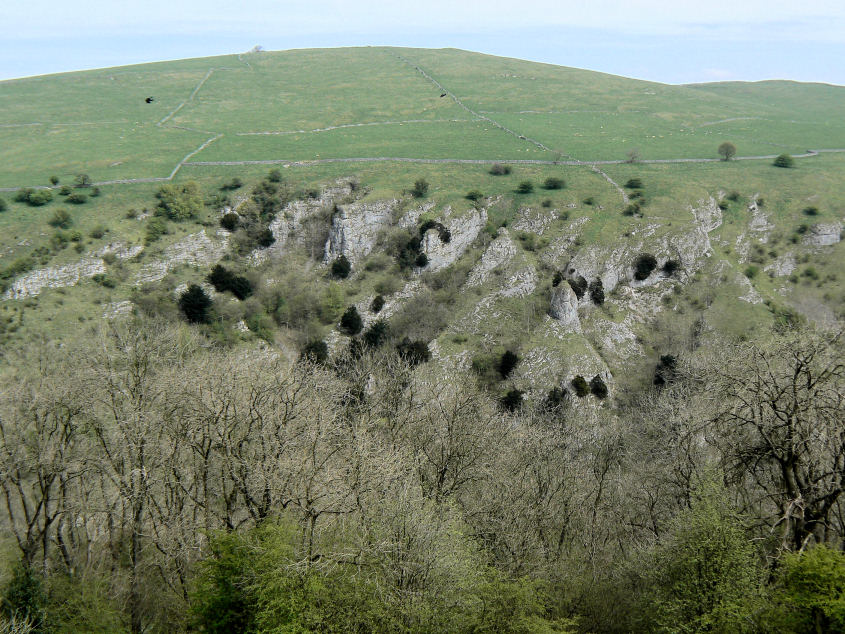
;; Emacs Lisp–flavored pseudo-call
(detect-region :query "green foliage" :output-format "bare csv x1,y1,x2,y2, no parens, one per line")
415,252,429,267
45,573,123,634
411,178,430,198
267,168,282,183
653,354,677,387
568,276,587,299
66,193,87,205
49,176,59,186
155,181,203,221
589,278,605,305
773,153,795,168
726,190,741,202
515,180,534,194
662,259,680,276
764,545,845,632
571,375,589,398
91,273,117,288
0,198,6,212
543,177,565,190
589,375,608,399
16,189,54,207
301,339,329,363
330,255,352,279
582,196,595,206
1,564,46,631
220,177,243,191
88,224,106,239
339,305,363,335
73,174,92,188
744,265,759,279
396,338,431,366
179,284,212,324
500,389,524,412
498,350,519,379
144,216,168,244
466,189,483,201
47,208,72,229
803,205,819,216
370,295,385,313
363,319,390,348
638,482,764,633
718,141,737,161
208,264,253,300
633,253,658,281
489,163,511,175
625,177,643,189
219,213,239,231
59,185,72,196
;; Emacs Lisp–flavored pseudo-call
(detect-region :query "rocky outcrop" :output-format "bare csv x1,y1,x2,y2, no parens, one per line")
323,199,396,265
466,229,517,287
764,253,797,277
4,257,106,300
803,223,842,247
549,283,581,332
512,207,556,235
421,207,487,271
136,231,229,284
691,197,723,234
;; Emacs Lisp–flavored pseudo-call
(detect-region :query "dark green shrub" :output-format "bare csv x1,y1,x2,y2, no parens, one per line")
624,178,643,189
221,177,243,191
622,202,641,216
773,153,795,168
653,354,677,387
59,185,72,196
49,175,59,185
552,271,563,287
92,273,117,288
267,168,282,182
14,188,33,203
489,163,511,175
466,190,483,201
89,225,107,239
48,208,72,228
633,253,658,280
589,375,608,399
662,259,680,276
220,213,239,231
544,386,569,410
415,253,429,267
330,255,352,279
339,306,363,335
156,182,203,220
726,191,741,202
363,319,389,348
1,563,46,629
500,389,524,412
208,264,253,300
370,295,385,313
145,217,168,244
0,197,6,212
301,339,329,364
74,173,92,188
571,375,589,397
568,276,588,299
543,177,565,190
802,206,819,216
67,192,88,204
541,199,552,208
179,284,212,324
744,265,759,279
396,338,431,366
498,350,519,379
583,196,595,206
515,181,534,194
411,179,429,198
589,278,604,305
90,186,101,197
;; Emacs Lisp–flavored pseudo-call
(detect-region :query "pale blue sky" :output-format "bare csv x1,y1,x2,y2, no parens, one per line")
2,1,844,84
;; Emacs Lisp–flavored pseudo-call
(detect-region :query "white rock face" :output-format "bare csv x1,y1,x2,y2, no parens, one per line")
737,273,763,304
511,207,556,235
803,223,842,247
549,283,581,332
323,199,396,265
466,230,517,287
764,253,797,277
691,197,723,233
748,200,774,234
4,257,106,300
136,231,229,284
421,207,487,271
103,300,133,319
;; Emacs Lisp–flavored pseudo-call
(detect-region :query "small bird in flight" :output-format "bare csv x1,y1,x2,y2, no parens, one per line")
145,97,155,103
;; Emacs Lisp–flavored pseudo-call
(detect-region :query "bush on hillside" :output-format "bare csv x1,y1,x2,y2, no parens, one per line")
633,253,658,280
0,198,6,212
773,153,795,168
179,284,212,324
411,179,429,198
339,306,363,336
363,320,389,348
300,339,328,364
74,173,92,188
589,375,608,399
500,389,524,412
370,295,385,313
571,375,590,398
331,255,352,279
208,264,253,300
220,213,240,231
67,193,88,204
396,338,431,366
624,178,643,189
568,276,588,299
48,208,72,229
662,259,680,276
156,181,203,220
515,181,534,194
489,163,511,175
543,177,565,190
498,350,519,379
589,278,605,305
466,189,483,201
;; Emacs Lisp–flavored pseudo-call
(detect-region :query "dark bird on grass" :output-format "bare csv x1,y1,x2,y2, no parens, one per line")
440,93,446,97
145,97,154,103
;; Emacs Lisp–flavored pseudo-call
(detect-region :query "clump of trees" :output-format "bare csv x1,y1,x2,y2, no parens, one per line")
156,182,204,221
207,264,253,300
14,188,54,207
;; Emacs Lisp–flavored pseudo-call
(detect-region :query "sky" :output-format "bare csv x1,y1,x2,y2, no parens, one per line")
2,1,844,84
